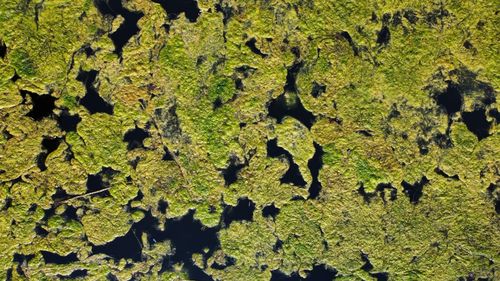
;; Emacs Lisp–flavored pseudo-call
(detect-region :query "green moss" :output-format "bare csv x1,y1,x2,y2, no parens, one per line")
66,114,129,174
354,157,386,192
9,49,36,77
60,93,78,109
208,76,235,102
159,34,190,72
0,0,498,280
322,143,342,166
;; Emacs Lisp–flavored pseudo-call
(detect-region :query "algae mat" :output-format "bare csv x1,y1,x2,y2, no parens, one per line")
0,0,498,280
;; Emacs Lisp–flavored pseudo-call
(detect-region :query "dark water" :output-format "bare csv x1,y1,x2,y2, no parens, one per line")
215,2,233,25
123,126,149,150
152,0,201,22
358,183,398,204
210,255,236,270
76,69,113,114
307,142,324,199
310,82,326,98
92,228,143,261
370,272,389,281
93,0,144,56
401,176,429,204
486,183,499,214
37,137,61,171
376,183,398,203
41,251,78,264
461,109,491,140
267,138,306,187
361,252,374,271
262,203,280,219
284,61,303,93
57,269,88,279
435,83,463,115
221,155,246,186
339,31,359,56
267,57,317,129
0,39,6,58
434,167,459,180
157,199,168,214
162,146,175,161
12,254,34,278
245,37,268,58
268,93,316,129
57,110,81,132
21,90,56,120
85,167,118,197
270,264,338,281
91,209,220,281
376,26,391,45
221,197,255,228
109,11,143,56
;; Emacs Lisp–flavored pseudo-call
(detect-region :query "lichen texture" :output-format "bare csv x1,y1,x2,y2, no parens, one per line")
0,0,498,280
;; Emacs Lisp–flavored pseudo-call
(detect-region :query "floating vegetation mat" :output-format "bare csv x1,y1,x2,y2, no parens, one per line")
0,0,498,280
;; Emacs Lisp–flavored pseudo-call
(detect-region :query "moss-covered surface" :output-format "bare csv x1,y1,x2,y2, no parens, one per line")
0,0,498,280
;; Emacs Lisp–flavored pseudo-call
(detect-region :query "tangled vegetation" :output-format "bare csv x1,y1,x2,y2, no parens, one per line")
0,0,498,280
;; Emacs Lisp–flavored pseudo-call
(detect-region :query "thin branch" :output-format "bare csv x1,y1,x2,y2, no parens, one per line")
57,187,110,204
149,113,193,195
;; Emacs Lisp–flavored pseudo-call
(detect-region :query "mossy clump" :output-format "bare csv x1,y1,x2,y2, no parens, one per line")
0,0,498,280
